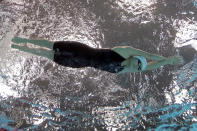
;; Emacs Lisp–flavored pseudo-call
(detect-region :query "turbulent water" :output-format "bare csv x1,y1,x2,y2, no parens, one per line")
0,0,197,130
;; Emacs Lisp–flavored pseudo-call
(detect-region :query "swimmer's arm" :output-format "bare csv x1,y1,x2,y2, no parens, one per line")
118,59,170,74
145,56,183,70
117,60,168,74
112,46,166,61
145,60,170,70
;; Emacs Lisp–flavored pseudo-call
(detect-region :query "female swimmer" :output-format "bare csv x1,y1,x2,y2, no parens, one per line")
11,37,183,74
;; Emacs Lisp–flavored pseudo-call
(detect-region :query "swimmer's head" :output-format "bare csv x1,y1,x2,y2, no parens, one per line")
128,56,147,72
118,56,148,74
133,56,147,71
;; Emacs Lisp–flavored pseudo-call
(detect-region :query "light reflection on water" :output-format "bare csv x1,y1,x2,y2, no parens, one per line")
0,0,197,130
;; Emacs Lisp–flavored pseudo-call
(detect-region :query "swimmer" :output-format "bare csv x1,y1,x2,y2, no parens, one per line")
11,37,183,74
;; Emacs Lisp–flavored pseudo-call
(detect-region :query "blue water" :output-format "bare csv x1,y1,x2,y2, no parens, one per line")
0,0,197,130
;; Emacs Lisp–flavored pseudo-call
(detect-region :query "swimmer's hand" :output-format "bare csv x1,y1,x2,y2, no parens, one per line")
167,56,184,65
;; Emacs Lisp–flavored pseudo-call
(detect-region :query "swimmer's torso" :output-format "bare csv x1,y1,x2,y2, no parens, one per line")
53,41,125,73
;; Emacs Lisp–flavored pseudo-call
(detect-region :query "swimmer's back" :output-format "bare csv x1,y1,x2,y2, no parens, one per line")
53,41,124,61
53,41,125,72
53,41,95,57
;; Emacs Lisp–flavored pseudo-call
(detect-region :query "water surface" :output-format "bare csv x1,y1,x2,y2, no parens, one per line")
0,0,197,130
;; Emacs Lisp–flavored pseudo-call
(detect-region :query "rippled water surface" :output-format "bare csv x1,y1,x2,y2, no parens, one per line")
0,0,197,130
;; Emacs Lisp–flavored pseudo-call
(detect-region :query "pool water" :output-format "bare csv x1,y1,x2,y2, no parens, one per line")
0,0,197,130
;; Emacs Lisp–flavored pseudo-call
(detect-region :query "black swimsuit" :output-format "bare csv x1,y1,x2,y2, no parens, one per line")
53,41,125,73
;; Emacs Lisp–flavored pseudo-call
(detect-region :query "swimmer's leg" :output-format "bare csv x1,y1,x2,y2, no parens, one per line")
12,37,54,49
11,44,54,60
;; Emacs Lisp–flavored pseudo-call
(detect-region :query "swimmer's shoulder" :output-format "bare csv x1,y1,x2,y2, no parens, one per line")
112,46,135,59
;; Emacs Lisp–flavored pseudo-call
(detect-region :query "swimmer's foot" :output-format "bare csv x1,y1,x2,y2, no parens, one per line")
11,44,54,60
12,37,54,49
11,44,27,50
12,37,28,44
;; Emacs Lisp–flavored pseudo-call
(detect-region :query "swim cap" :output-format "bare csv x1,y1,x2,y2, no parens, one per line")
133,56,147,71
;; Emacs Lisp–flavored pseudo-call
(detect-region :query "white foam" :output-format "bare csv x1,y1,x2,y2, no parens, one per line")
174,19,197,50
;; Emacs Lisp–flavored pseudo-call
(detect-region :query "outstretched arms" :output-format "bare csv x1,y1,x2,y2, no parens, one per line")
117,55,183,74
112,46,166,61
145,56,183,71
112,46,184,73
